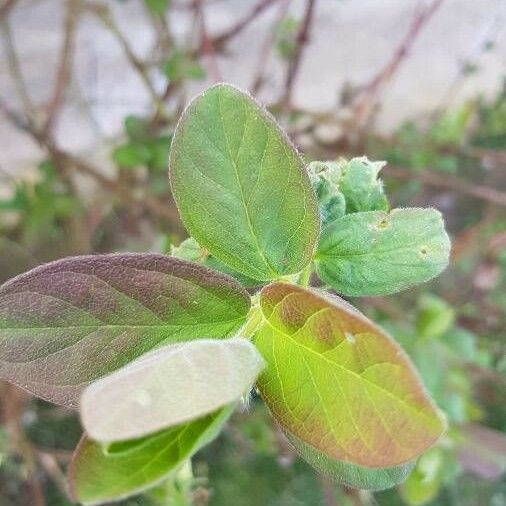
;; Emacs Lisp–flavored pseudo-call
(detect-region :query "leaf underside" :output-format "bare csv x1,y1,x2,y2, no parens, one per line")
316,208,451,296
69,406,233,506
254,283,446,468
81,338,264,442
286,431,415,490
169,83,320,281
0,253,250,407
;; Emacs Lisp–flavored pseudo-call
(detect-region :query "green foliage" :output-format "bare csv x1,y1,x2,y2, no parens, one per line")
169,84,320,281
70,407,233,505
0,84,455,505
472,83,506,149
0,253,250,407
274,17,299,59
0,160,79,245
112,116,171,170
171,237,261,287
162,50,206,82
144,0,170,16
308,161,346,227
254,283,446,469
316,208,450,296
336,157,389,213
286,432,416,491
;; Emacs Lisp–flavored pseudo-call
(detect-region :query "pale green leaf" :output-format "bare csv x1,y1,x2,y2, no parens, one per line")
254,283,446,468
286,431,415,490
169,83,320,281
315,208,451,296
80,338,264,442
69,406,232,506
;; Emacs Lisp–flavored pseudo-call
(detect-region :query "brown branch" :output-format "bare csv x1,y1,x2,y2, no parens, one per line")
43,0,81,140
250,0,292,94
0,96,179,223
384,165,506,207
0,0,17,20
211,0,279,50
0,384,46,506
1,14,36,124
85,2,159,104
350,0,446,131
282,0,317,108
195,0,221,82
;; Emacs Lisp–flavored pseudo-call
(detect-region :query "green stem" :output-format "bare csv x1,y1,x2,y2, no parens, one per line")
297,263,313,287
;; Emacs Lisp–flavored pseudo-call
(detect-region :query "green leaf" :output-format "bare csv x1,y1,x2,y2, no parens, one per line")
399,448,443,506
81,338,264,442
0,254,250,407
338,157,389,213
415,294,455,339
146,135,172,171
285,431,415,490
124,115,150,142
253,283,446,468
162,50,205,82
69,406,232,506
315,208,451,296
169,83,320,281
112,142,152,168
171,237,261,287
308,161,346,228
144,0,170,16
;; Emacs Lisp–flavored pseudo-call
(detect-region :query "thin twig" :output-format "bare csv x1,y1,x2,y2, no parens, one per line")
1,14,36,124
43,0,81,140
384,165,506,207
282,0,317,108
195,0,221,82
85,2,159,104
350,0,446,132
431,15,505,117
0,0,17,20
0,96,179,223
250,0,292,94
211,0,279,50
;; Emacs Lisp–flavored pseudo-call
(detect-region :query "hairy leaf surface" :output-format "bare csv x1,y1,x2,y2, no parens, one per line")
169,83,320,281
286,431,415,490
70,406,233,505
81,338,264,442
0,254,250,407
338,157,389,214
254,283,446,468
315,208,450,296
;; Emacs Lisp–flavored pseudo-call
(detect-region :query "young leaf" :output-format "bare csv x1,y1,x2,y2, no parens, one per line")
0,254,250,407
172,237,261,287
81,338,264,442
69,406,233,506
285,431,415,490
253,283,446,468
169,83,320,281
308,161,346,228
315,208,451,296
338,157,389,214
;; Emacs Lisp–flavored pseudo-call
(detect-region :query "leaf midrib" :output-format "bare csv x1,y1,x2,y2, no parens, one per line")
217,90,278,278
263,312,438,427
